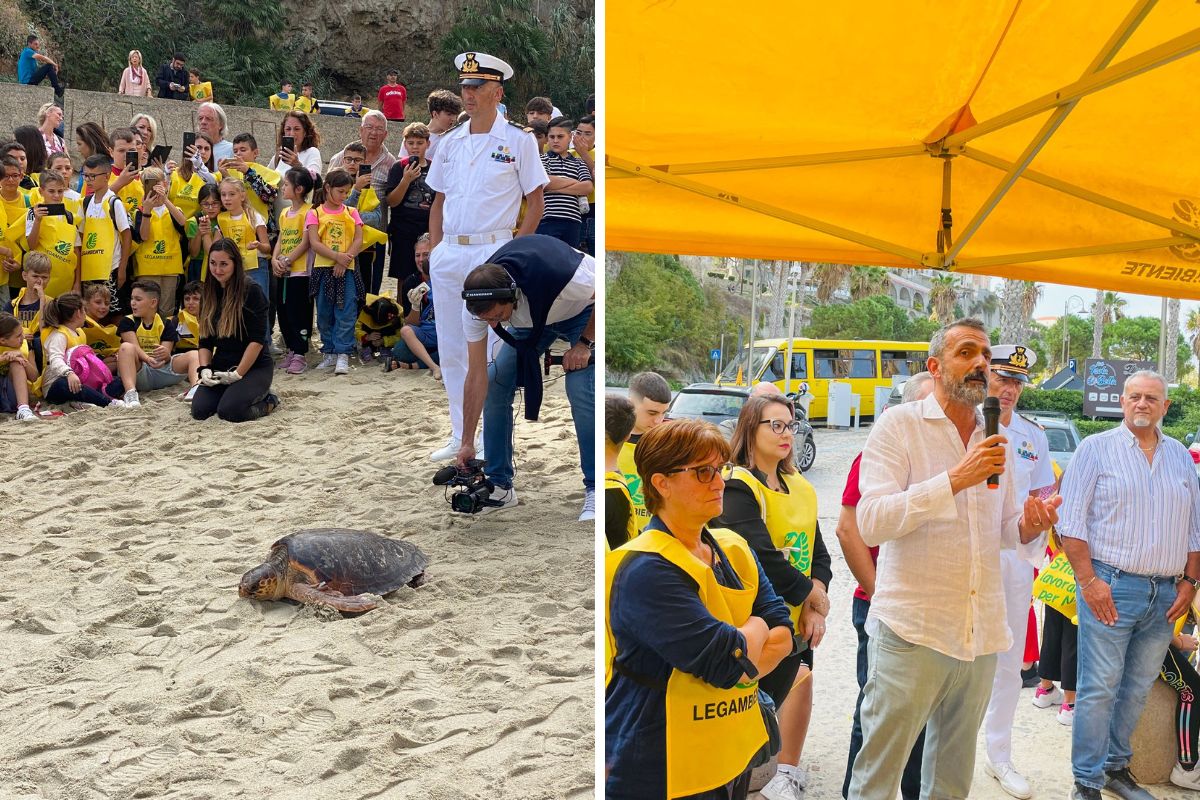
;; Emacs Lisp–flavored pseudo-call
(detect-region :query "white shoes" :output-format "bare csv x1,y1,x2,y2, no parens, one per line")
760,766,808,800
429,438,461,462
123,390,141,408
317,353,338,371
1057,703,1075,726
1032,684,1064,708
579,489,595,521
1172,762,1200,790
984,760,1032,799
479,486,518,515
335,353,350,375
15,405,35,421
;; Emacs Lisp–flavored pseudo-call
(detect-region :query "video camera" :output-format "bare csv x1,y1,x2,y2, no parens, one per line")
432,459,504,514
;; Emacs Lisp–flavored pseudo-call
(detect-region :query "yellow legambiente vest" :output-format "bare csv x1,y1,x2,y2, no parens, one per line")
729,467,818,631
605,526,768,798
30,212,77,296
604,469,639,550
169,170,206,219
312,206,358,269
225,164,282,221
80,195,121,282
355,293,402,347
11,288,43,335
277,204,310,272
294,96,315,114
136,209,184,276
189,81,212,102
269,92,296,111
617,439,650,532
216,211,262,270
82,316,120,357
126,313,166,354
116,179,144,257
51,324,87,349
174,309,200,351
0,338,41,396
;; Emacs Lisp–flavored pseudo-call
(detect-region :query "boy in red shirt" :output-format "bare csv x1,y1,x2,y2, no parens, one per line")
377,71,407,122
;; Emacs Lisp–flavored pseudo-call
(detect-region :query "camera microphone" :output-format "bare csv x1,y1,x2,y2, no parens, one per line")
432,465,459,486
984,396,1000,490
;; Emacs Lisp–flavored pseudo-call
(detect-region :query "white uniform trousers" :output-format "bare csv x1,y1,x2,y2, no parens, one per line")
430,238,505,441
983,548,1035,765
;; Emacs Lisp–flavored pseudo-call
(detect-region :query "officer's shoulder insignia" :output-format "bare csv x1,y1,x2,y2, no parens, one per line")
507,119,533,133
1017,411,1043,430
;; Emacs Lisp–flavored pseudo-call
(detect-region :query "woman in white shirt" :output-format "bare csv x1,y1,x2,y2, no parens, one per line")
268,112,323,177
118,50,153,97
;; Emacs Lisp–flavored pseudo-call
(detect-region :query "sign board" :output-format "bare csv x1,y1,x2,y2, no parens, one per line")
1082,358,1155,419
1069,358,1077,373
710,348,721,362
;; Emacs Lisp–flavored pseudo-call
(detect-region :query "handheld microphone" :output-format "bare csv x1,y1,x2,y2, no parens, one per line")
984,396,1000,490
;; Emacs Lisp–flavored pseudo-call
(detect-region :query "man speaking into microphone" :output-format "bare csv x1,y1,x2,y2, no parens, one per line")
848,318,1062,800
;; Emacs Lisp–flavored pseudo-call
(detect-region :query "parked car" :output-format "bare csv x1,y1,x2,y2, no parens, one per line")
880,380,907,414
665,383,817,472
1022,411,1082,473
1184,428,1200,475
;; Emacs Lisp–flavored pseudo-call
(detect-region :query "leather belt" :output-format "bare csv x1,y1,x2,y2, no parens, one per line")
448,230,514,246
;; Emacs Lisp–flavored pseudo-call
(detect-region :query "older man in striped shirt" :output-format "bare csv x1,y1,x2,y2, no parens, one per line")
1060,369,1200,800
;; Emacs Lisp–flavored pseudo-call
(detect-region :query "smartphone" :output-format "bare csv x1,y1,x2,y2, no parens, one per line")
125,151,139,170
358,164,372,177
41,203,66,216
281,136,295,152
183,131,196,151
151,145,172,164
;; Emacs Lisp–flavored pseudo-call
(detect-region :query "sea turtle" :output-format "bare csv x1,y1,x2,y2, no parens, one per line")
238,529,429,613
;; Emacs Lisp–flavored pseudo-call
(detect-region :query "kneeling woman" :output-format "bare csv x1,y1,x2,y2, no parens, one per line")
192,239,279,422
606,418,794,800
719,395,831,800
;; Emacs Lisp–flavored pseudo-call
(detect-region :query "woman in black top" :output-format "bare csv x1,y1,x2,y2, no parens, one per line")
191,239,279,422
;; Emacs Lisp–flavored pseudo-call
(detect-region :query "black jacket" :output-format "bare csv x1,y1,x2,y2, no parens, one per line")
156,62,189,100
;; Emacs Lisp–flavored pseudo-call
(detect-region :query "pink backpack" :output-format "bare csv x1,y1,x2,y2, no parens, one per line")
66,345,113,390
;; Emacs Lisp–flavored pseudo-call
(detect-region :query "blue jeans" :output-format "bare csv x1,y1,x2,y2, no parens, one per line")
845,596,925,800
535,217,583,249
315,274,358,355
25,63,63,93
1073,559,1176,789
246,262,270,296
392,337,438,367
483,307,594,491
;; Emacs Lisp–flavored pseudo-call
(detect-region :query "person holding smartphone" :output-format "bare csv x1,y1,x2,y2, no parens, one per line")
385,122,434,285
268,112,323,177
155,52,189,101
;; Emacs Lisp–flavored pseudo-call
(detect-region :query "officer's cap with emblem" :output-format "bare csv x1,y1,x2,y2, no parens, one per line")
990,344,1037,384
455,52,514,86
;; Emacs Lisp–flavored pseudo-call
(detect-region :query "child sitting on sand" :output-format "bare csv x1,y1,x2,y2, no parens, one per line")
0,312,39,421
356,294,402,363
11,254,52,370
173,281,202,354
386,275,439,379
104,280,198,407
81,284,121,369
41,293,126,409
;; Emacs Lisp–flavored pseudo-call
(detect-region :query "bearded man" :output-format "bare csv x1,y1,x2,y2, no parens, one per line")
847,317,1062,800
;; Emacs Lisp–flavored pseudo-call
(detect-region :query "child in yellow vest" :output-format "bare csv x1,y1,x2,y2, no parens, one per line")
173,280,202,354
216,177,271,295
11,253,51,372
132,168,187,315
270,82,296,111
186,183,222,283
104,280,199,407
40,292,127,409
1,155,28,298
294,83,317,114
306,169,363,375
26,170,78,297
355,294,401,362
222,133,281,230
76,154,134,315
80,283,120,368
30,154,82,216
0,312,38,420
188,69,212,102
617,371,673,532
340,142,388,295
271,167,314,374
604,393,639,550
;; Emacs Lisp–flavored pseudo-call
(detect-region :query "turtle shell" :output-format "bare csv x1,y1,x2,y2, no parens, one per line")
275,529,429,597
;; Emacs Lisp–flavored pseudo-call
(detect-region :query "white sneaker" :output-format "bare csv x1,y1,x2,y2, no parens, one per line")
107,399,128,409
475,433,485,461
1032,684,1063,708
334,354,350,375
123,390,141,408
181,384,199,402
760,767,808,800
15,406,35,421
478,486,518,515
1057,703,1075,725
1171,762,1200,790
578,489,595,521
984,760,1032,800
317,353,338,371
429,438,461,462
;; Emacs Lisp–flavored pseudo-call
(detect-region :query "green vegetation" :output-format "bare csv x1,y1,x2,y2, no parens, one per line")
1020,385,1200,444
806,295,938,342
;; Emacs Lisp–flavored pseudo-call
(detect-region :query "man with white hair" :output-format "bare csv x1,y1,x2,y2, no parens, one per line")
328,110,396,293
197,102,232,161
1060,370,1200,800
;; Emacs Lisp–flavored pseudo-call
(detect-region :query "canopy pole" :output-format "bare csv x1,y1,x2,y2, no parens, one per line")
747,260,759,386
936,157,954,255
953,235,1195,269
623,144,929,178
944,0,1159,264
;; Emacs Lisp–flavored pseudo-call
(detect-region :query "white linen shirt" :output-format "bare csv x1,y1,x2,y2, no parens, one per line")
858,392,1022,660
426,114,548,236
461,252,595,343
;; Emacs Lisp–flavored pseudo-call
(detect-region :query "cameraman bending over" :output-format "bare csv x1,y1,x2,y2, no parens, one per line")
457,234,596,520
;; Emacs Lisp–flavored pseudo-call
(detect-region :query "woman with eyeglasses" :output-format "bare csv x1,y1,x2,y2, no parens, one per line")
605,417,794,800
718,394,831,800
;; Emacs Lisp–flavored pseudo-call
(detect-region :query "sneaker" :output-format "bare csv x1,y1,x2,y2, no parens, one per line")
1103,767,1154,800
317,353,338,371
270,342,284,357
1058,702,1075,726
286,354,307,375
429,438,461,462
123,390,140,408
984,760,1032,800
759,767,808,800
15,405,35,421
1171,762,1200,790
1020,664,1040,688
1070,783,1102,800
335,354,350,375
578,489,596,522
475,433,485,461
278,350,294,369
478,485,519,515
1032,684,1063,708
360,348,375,363
180,384,199,402
106,399,128,409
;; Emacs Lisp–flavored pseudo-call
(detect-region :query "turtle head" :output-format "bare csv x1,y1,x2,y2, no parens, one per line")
239,563,284,601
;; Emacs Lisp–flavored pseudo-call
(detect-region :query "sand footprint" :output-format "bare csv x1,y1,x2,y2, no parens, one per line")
94,744,179,793
270,707,336,761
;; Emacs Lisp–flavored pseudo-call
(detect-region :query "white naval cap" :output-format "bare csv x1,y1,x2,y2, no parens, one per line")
990,344,1036,383
455,52,514,86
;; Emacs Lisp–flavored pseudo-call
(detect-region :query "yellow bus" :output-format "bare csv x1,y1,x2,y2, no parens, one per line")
716,338,930,419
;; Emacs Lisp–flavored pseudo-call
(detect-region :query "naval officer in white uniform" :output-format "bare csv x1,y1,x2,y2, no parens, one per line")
425,51,548,461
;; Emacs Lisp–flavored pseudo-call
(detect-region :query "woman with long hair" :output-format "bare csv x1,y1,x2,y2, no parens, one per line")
191,239,278,422
130,114,159,165
13,126,48,182
268,111,323,176
36,102,66,156
74,122,111,195
118,50,153,97
719,394,832,800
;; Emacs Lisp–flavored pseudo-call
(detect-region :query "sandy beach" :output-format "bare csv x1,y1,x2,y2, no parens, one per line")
1,357,594,799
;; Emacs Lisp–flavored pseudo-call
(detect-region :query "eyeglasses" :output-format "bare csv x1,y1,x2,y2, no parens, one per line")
759,419,802,435
663,463,734,483
1,172,21,181
82,172,108,181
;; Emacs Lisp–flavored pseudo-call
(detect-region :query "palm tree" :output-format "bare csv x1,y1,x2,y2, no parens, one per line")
849,266,891,301
929,274,959,323
1100,291,1128,325
1186,307,1200,362
1091,289,1104,358
999,279,1025,343
1165,298,1180,383
814,263,852,304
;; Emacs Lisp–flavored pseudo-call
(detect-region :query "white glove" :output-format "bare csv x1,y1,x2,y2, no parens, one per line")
198,367,217,386
407,283,428,307
214,368,242,385
191,150,204,171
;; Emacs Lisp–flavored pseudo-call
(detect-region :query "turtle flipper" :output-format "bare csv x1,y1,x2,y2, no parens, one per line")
288,583,380,613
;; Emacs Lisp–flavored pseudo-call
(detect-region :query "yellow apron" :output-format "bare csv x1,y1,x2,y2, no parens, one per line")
189,81,212,102
278,204,310,272
605,526,767,798
80,195,120,282
82,316,121,357
294,96,315,114
116,179,144,258
136,208,184,276
356,187,388,250
617,438,651,531
0,338,41,396
729,467,818,630
216,211,262,270
174,309,200,351
51,324,87,349
3,193,27,285
126,313,165,353
269,92,296,111
169,170,206,220
30,211,77,296
312,206,358,268
225,164,282,221
11,288,42,335
604,470,639,549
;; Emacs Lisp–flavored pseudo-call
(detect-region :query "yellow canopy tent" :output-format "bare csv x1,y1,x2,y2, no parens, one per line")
606,0,1200,298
